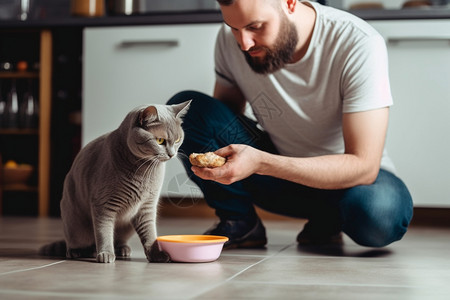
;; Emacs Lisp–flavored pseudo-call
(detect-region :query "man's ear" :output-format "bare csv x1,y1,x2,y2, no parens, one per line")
285,0,297,13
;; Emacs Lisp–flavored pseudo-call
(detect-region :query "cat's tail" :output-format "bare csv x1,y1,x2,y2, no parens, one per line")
38,241,67,258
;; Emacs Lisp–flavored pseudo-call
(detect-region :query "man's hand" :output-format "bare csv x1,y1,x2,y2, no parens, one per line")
191,144,263,185
191,107,388,189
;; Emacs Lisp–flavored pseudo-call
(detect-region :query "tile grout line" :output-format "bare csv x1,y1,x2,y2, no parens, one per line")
188,243,294,299
0,260,66,277
223,244,295,283
233,280,421,289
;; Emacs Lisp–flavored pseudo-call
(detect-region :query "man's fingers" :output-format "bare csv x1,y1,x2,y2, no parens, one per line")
214,146,233,158
191,165,227,181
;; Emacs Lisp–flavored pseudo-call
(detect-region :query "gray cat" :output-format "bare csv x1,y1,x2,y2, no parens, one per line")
40,100,191,263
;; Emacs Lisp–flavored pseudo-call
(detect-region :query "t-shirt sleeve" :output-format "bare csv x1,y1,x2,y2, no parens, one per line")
341,34,393,113
214,25,237,88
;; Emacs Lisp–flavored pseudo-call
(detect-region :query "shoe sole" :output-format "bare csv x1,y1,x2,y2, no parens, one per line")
223,238,268,250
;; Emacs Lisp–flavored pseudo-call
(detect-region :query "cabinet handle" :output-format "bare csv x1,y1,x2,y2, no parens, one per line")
118,40,179,48
388,37,450,44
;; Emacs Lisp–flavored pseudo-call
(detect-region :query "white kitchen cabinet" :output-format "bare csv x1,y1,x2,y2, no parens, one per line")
83,24,221,198
368,20,450,207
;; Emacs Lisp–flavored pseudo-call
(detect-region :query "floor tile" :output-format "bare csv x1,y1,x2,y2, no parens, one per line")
194,282,449,300
1,216,449,299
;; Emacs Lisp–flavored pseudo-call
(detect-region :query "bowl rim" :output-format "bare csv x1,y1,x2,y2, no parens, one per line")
156,235,229,244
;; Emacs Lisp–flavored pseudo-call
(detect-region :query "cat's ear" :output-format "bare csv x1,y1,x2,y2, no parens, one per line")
172,100,192,120
139,106,159,127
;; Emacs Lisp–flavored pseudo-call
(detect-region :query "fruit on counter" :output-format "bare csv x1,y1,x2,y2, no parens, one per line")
3,160,32,169
16,61,28,71
2,160,34,184
402,0,432,8
4,160,18,168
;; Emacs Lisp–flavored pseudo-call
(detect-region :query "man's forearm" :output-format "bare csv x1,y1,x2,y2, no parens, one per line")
256,151,380,190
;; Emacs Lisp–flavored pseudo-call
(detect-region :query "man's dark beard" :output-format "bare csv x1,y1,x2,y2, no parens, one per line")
243,18,299,75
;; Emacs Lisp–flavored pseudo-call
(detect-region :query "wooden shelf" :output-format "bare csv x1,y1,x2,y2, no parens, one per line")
38,30,52,217
0,129,39,135
0,30,52,217
2,183,38,192
0,71,39,79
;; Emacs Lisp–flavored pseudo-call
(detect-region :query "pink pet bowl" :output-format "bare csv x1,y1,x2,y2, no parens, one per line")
156,235,229,263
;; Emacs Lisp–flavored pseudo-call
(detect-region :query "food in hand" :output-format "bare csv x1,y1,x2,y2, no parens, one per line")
189,152,226,168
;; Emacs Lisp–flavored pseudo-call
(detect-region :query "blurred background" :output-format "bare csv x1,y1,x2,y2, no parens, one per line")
0,0,449,227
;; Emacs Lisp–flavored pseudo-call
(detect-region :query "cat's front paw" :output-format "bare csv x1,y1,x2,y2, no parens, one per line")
146,241,171,263
97,251,116,263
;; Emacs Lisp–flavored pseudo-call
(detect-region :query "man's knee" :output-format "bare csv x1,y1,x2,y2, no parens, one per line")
341,174,413,247
346,201,410,247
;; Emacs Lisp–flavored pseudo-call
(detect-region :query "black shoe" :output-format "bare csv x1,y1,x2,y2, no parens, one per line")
204,218,267,249
296,222,343,246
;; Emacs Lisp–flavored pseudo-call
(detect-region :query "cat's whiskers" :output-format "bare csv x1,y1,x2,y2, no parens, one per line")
134,156,156,177
141,155,164,179
134,158,151,175
176,151,189,160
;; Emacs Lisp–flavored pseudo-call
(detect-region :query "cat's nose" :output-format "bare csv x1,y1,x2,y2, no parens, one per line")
167,150,176,158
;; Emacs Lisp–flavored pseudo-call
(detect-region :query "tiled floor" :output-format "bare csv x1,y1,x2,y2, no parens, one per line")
0,216,449,299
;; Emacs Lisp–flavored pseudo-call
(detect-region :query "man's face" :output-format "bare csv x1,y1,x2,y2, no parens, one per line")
221,0,299,74
243,13,298,74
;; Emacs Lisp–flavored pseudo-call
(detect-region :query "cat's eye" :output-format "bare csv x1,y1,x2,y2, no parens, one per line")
156,138,165,145
175,137,181,143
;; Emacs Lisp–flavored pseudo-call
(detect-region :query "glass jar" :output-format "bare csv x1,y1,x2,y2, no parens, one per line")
4,79,19,128
19,83,39,129
71,0,105,17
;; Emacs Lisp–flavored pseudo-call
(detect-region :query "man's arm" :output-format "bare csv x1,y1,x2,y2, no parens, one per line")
191,107,389,190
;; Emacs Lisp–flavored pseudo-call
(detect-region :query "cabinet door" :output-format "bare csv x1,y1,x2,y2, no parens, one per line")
369,20,450,207
83,24,221,198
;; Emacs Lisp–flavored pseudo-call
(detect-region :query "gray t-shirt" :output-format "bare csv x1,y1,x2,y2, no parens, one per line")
214,1,395,173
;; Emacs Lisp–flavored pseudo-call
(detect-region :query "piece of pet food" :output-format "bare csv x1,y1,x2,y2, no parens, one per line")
189,152,226,168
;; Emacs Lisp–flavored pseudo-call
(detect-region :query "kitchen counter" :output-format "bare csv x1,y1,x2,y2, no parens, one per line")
0,11,223,29
350,6,450,20
1,6,450,29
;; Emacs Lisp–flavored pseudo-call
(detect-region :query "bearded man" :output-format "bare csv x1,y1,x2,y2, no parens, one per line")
167,0,413,249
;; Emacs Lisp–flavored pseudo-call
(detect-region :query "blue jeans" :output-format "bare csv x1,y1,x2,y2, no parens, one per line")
168,91,413,247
